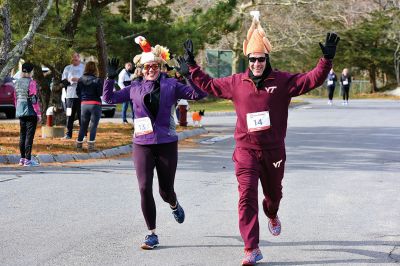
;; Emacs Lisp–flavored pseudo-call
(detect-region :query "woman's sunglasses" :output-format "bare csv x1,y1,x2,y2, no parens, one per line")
248,57,266,63
143,64,160,71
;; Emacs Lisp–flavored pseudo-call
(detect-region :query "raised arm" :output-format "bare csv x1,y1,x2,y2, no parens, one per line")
287,58,332,97
103,80,131,104
288,32,339,97
174,77,208,101
102,58,131,104
181,41,234,99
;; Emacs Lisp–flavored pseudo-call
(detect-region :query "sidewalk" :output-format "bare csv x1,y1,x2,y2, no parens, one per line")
0,128,208,165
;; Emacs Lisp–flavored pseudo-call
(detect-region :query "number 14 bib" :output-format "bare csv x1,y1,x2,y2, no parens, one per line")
246,111,271,132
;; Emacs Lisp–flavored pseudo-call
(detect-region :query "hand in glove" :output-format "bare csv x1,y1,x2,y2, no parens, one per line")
107,58,120,79
183,39,196,66
319,32,340,60
174,56,190,77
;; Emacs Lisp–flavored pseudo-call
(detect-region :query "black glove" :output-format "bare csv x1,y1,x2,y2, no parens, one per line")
107,58,120,79
183,39,196,66
319,32,340,60
61,79,70,88
174,56,190,77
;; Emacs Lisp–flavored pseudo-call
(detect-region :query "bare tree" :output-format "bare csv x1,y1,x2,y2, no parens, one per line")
0,0,53,85
208,0,391,73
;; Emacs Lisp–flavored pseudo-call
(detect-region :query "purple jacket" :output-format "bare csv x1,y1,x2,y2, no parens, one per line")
103,74,207,145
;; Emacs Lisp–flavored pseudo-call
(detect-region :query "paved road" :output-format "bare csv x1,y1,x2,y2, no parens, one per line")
1,99,399,265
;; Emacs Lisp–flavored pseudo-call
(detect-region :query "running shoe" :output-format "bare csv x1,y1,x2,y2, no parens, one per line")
141,233,159,250
241,248,263,266
24,159,40,167
18,158,26,166
268,216,281,236
62,135,72,140
171,201,185,223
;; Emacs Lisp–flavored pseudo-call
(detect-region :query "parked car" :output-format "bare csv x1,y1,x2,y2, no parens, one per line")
101,96,116,118
0,79,16,119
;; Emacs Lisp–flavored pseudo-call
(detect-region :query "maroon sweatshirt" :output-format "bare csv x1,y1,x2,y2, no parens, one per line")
189,58,332,150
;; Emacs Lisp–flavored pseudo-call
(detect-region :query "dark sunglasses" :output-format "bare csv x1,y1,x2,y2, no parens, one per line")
143,64,160,71
248,57,266,63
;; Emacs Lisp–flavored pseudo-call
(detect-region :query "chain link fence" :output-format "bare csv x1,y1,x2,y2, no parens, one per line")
307,80,371,97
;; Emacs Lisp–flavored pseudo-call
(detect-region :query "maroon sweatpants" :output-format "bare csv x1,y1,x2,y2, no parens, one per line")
233,146,286,249
133,141,178,230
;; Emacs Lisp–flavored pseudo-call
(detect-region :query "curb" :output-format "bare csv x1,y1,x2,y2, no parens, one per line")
0,127,208,165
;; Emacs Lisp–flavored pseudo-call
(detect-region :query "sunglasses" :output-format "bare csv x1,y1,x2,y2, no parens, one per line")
143,64,160,71
248,57,266,63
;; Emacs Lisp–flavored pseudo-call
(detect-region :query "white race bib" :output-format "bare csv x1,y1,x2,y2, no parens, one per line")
134,117,153,136
66,108,72,116
246,111,270,132
343,79,348,85
327,80,333,85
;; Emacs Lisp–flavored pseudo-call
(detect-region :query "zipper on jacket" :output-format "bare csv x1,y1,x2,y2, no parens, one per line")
141,88,157,144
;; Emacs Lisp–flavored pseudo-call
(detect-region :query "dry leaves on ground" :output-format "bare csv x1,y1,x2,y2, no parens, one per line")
0,122,192,155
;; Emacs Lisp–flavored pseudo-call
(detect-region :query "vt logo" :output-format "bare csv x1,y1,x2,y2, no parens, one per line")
264,86,277,93
273,159,283,168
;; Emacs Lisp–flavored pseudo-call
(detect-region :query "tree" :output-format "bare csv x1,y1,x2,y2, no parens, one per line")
0,0,53,85
337,11,397,92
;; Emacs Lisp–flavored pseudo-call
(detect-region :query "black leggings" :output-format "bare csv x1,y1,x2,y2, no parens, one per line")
19,116,38,160
327,86,335,100
342,86,350,101
133,141,178,230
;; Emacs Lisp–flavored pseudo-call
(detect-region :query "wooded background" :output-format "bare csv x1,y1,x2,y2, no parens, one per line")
1,0,399,122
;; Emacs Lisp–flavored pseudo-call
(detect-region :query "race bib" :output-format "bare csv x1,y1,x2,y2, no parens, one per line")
343,79,348,85
327,80,333,85
134,117,153,136
246,111,270,132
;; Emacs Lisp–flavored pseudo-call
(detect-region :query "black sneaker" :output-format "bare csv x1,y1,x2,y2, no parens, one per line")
171,201,185,223
141,233,159,250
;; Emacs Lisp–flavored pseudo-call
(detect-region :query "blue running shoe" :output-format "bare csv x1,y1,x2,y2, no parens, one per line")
242,248,263,265
171,201,185,223
141,233,159,250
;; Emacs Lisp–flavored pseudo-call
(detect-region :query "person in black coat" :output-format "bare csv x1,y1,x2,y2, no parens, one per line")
76,61,103,151
340,68,352,105
326,68,337,105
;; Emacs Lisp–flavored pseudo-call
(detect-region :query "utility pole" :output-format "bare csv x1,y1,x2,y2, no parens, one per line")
129,0,133,23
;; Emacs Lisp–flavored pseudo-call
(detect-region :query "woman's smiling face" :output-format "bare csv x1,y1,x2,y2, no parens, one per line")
143,61,160,81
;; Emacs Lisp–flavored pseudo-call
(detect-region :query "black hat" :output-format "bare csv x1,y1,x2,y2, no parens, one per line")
22,62,34,73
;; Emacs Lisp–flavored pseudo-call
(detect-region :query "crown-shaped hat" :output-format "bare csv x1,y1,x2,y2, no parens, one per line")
243,12,272,56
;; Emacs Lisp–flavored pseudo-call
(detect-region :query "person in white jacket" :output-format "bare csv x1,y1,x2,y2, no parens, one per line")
118,62,134,124
61,52,85,139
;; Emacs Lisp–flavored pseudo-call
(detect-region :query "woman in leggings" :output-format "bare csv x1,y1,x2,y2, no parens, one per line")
76,61,103,152
103,37,207,249
14,62,41,166
340,68,352,105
